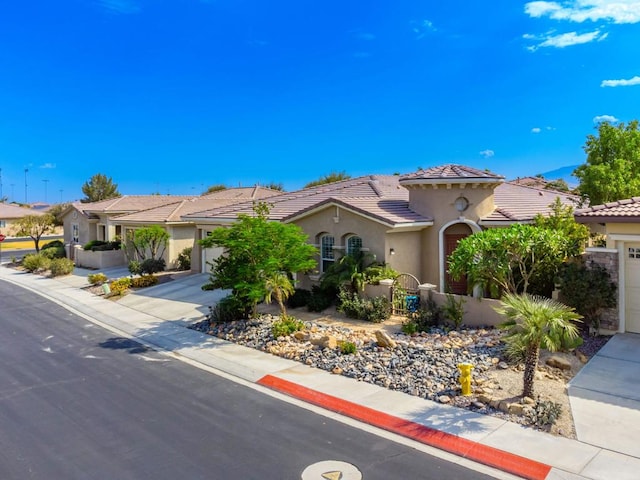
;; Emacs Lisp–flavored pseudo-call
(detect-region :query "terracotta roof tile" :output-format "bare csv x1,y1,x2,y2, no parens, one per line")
575,197,640,221
400,164,504,183
80,195,195,214
0,203,46,219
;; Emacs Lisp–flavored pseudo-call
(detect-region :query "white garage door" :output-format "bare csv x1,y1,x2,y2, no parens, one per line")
202,246,224,274
626,243,640,333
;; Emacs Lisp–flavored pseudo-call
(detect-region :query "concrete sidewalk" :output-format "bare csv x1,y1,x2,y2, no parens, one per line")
1,266,636,480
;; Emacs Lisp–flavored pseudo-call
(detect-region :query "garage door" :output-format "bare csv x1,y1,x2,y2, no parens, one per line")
626,243,640,333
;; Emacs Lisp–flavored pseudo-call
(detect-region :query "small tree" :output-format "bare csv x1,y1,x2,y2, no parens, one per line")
13,214,55,253
533,198,589,257
46,202,71,227
495,293,581,398
202,184,227,195
124,225,169,263
264,271,295,318
81,173,121,203
199,202,317,317
448,224,572,298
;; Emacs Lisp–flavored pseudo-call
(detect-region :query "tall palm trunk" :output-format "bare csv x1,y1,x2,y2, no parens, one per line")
523,343,540,398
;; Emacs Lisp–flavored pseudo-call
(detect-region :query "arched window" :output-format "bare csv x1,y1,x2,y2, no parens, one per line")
320,235,335,272
346,235,362,256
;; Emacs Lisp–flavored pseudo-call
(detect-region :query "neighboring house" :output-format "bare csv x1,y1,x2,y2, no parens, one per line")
0,203,46,236
575,197,640,334
60,187,280,269
184,164,580,294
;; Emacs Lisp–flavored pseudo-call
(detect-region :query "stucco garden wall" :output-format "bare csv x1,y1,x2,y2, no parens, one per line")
74,246,125,269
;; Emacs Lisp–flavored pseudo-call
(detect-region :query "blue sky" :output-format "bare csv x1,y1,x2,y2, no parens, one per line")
1,1,639,203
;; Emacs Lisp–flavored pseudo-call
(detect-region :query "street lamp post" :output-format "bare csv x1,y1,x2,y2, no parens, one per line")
24,168,28,204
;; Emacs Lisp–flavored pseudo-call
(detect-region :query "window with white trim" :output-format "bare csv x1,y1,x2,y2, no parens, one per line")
72,224,79,244
321,235,335,272
629,247,640,259
346,236,362,256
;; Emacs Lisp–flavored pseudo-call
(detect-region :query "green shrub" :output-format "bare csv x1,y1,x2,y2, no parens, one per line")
130,275,159,288
201,282,216,291
176,247,192,271
526,399,563,427
337,288,390,323
41,246,66,259
49,258,75,277
128,260,142,276
442,293,466,330
287,288,312,309
88,273,108,285
140,258,166,275
208,295,247,322
91,240,121,251
22,254,51,273
401,320,419,335
307,285,334,312
363,263,399,284
109,277,132,296
339,341,357,355
271,316,305,338
408,298,443,333
83,240,107,251
42,240,64,249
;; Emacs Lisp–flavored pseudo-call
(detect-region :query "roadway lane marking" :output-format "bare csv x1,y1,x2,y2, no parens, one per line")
258,374,551,480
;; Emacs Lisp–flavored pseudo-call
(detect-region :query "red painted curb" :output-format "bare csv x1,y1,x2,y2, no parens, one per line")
258,374,551,480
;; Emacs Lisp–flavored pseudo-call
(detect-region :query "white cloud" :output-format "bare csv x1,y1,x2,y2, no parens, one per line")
479,149,495,158
601,75,640,87
39,163,56,169
412,19,437,39
593,114,620,122
95,0,140,14
525,29,608,50
525,1,640,24
532,127,542,133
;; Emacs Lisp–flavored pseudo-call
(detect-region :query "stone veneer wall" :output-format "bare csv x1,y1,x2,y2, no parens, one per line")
583,248,619,332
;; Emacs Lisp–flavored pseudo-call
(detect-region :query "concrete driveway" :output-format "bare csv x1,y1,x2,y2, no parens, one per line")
569,333,640,458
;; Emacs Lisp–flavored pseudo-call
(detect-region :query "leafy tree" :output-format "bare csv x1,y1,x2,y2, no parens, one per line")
81,173,121,203
573,120,640,205
46,202,71,227
199,202,317,317
13,214,56,252
448,224,573,298
202,184,227,195
495,293,581,398
533,197,589,258
125,225,169,262
544,178,570,193
320,250,376,293
264,182,284,192
303,171,351,189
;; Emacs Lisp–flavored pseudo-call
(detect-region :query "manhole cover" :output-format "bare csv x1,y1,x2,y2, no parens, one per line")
301,461,362,480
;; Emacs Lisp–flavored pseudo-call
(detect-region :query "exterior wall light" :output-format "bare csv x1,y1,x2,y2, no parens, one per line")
389,248,395,255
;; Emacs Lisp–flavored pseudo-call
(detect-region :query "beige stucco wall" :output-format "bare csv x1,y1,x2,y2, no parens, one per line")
62,209,95,248
167,225,197,268
292,205,401,290
384,230,423,280
605,222,640,248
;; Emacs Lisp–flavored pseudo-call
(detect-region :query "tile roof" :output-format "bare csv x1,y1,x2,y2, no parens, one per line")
481,182,581,223
201,186,282,200
399,164,504,184
0,203,46,219
184,175,417,225
79,195,195,214
574,197,640,222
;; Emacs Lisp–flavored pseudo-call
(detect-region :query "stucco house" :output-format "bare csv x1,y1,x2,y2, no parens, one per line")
0,203,46,236
575,197,640,333
184,164,580,295
61,187,280,269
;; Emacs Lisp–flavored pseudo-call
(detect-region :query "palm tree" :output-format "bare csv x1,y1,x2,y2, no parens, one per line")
495,293,581,398
264,272,295,318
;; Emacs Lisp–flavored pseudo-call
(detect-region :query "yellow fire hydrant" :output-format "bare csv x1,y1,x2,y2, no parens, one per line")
458,363,474,396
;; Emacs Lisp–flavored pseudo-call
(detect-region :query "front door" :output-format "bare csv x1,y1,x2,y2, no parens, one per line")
445,233,468,294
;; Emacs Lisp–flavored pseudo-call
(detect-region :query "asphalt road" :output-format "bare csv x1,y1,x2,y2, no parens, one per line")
0,280,500,480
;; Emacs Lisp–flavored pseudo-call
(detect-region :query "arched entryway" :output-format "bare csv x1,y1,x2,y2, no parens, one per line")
439,220,481,294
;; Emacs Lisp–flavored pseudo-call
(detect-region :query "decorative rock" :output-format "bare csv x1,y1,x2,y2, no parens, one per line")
508,403,525,415
293,331,309,341
477,394,492,404
332,366,344,375
576,350,589,364
310,335,338,349
522,396,536,405
472,401,485,409
498,362,509,370
375,330,397,349
438,395,451,404
547,356,572,371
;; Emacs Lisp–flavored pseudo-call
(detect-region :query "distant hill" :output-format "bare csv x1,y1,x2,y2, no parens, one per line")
540,165,580,181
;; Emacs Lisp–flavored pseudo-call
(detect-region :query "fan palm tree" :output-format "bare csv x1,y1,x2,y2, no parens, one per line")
495,293,581,398
264,271,295,318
